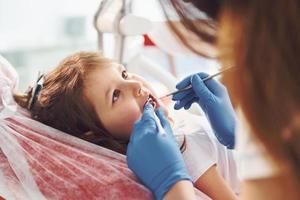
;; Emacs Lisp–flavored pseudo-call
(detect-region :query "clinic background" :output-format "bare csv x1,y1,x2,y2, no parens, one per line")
0,0,219,92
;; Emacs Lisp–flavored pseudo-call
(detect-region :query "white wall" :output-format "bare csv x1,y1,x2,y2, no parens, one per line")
0,0,101,90
0,0,100,51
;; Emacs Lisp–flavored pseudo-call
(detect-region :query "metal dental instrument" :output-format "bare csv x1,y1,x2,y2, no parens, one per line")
159,66,235,99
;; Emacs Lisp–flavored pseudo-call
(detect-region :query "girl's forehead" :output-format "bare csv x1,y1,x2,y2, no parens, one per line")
88,62,119,74
111,63,125,70
95,62,124,71
85,63,124,84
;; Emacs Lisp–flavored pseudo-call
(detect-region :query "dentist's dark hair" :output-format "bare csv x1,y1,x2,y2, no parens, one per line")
160,0,300,197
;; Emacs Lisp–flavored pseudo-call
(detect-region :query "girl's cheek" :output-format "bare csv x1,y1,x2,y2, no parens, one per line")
119,104,141,124
128,111,141,125
109,110,140,139
123,111,141,137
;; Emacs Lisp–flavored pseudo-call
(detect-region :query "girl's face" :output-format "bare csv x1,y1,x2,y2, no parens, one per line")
84,63,167,140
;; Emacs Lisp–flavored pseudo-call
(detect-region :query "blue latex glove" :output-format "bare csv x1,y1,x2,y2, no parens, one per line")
173,72,236,149
127,103,192,200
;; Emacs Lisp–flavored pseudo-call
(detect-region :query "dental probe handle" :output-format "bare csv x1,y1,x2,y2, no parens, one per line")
159,67,234,99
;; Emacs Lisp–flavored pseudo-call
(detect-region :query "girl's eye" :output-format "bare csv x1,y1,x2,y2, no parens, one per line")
122,70,128,79
112,89,120,103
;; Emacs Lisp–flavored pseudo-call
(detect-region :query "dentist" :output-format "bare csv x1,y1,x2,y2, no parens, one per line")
127,0,300,200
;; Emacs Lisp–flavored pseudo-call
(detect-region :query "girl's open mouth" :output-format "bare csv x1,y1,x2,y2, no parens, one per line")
145,94,159,109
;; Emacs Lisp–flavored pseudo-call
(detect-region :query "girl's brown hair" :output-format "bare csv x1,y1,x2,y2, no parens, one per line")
14,51,187,155
14,52,127,154
161,0,300,195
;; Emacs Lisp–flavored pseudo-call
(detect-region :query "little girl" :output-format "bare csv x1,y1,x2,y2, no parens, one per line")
14,51,239,200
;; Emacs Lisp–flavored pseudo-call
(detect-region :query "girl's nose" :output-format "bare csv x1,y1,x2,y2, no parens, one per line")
125,81,145,97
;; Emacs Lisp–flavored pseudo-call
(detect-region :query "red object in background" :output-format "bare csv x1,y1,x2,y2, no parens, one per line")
143,34,156,46
0,196,5,200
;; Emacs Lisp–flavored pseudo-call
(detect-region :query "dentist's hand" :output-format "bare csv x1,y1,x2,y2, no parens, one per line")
127,103,191,200
173,72,236,149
